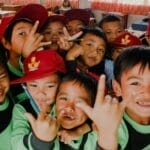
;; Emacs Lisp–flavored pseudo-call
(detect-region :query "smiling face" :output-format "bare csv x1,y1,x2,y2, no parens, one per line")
7,21,33,56
113,64,150,123
26,73,60,113
79,33,106,69
56,81,91,129
0,66,10,104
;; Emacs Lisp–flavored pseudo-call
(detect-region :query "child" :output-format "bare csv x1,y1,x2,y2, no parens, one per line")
0,47,15,150
99,14,124,43
111,31,142,60
25,72,98,150
40,15,67,52
11,49,66,150
66,27,113,90
64,8,90,36
77,46,150,149
0,4,49,103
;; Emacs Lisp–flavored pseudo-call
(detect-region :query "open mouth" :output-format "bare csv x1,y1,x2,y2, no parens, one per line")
137,101,150,107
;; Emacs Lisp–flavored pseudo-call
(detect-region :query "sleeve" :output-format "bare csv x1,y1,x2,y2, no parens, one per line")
28,132,54,150
11,104,33,150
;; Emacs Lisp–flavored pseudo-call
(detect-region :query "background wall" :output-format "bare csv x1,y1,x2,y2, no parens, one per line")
79,0,146,28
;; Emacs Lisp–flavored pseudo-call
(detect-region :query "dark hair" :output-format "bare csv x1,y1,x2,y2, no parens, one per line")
0,45,8,71
114,46,150,82
98,14,122,28
58,72,98,106
78,27,108,49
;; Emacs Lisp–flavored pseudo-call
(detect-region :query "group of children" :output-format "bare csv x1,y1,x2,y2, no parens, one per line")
0,3,149,150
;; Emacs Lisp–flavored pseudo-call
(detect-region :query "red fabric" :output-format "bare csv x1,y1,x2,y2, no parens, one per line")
11,50,66,84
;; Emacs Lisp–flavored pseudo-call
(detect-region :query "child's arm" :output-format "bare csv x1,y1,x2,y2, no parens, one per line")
58,123,91,144
76,75,126,150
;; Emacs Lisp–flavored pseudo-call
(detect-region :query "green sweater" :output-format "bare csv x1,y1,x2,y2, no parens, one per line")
0,96,14,150
118,112,150,150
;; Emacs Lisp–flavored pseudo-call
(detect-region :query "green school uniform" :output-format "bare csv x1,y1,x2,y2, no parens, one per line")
7,60,28,103
11,101,56,150
0,94,14,150
118,112,150,150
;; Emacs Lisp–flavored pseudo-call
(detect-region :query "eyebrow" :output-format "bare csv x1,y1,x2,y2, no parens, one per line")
127,76,142,81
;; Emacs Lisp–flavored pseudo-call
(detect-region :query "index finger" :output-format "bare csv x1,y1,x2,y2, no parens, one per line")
95,75,106,105
30,20,39,35
68,31,83,41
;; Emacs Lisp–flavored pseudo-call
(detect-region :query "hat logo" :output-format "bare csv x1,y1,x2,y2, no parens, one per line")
121,35,131,45
28,57,40,71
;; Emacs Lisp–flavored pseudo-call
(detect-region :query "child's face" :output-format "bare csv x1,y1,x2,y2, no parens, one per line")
42,21,64,50
113,64,150,122
0,66,10,104
56,81,91,129
80,33,106,68
26,73,60,112
111,47,123,60
102,21,123,43
9,21,33,55
67,19,85,36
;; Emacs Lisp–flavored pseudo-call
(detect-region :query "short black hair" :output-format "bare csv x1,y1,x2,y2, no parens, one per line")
114,46,150,82
58,72,98,106
98,14,122,28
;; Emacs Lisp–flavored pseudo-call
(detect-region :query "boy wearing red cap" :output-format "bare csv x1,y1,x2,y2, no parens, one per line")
24,72,98,150
0,4,49,103
11,49,66,150
64,9,90,36
111,31,142,60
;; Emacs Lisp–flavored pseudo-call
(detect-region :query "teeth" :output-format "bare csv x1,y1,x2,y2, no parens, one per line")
138,101,150,106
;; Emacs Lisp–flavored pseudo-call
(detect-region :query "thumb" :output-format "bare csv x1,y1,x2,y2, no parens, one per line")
25,112,36,128
76,101,93,119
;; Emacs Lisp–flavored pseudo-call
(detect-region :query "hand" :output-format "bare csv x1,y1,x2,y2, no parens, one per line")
66,44,84,60
22,21,52,57
76,75,126,149
58,27,83,51
25,112,58,142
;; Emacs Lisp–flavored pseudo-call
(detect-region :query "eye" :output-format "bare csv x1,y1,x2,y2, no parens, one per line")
58,96,68,101
58,31,64,35
86,42,93,47
43,31,52,35
28,84,37,88
19,31,26,36
105,31,112,35
130,81,141,86
97,48,105,53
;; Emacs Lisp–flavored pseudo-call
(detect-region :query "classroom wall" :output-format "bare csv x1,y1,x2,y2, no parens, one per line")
79,0,146,28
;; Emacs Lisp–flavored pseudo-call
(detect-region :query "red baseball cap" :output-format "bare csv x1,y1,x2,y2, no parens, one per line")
11,49,66,84
45,14,67,25
112,31,142,47
64,9,90,25
0,16,13,40
0,3,48,40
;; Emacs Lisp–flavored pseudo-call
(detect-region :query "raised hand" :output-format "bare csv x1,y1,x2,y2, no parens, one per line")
76,75,126,149
25,112,58,142
58,27,83,51
22,21,52,58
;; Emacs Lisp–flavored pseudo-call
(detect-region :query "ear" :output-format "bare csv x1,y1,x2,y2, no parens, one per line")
1,37,11,50
112,79,122,97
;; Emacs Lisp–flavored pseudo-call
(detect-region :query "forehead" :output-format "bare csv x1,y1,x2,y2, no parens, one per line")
67,19,85,26
102,21,122,29
121,64,150,82
13,21,33,30
82,33,106,43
